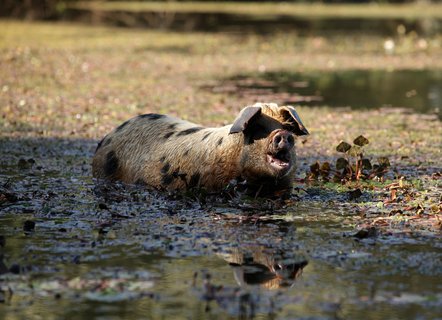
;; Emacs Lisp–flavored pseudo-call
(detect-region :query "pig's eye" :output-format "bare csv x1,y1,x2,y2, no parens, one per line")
244,124,271,143
287,135,294,145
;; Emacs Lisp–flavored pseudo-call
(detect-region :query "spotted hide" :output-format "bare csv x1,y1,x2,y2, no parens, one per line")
92,103,309,196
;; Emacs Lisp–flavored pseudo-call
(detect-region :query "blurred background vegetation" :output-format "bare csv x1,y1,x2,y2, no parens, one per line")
1,0,440,38
2,0,441,20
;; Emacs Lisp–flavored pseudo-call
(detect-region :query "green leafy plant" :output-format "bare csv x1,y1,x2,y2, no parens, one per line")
308,135,390,182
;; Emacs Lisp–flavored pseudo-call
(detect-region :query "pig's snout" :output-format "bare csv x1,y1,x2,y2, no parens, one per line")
272,130,294,151
266,130,295,174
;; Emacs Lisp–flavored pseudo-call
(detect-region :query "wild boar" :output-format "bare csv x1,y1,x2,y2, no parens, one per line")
92,103,309,196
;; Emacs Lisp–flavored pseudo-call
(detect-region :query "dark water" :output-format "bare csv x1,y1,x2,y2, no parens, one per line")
212,70,442,115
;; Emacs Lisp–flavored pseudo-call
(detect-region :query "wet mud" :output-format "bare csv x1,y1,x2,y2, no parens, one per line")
0,138,441,320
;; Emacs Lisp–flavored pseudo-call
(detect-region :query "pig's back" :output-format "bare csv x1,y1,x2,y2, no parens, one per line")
92,113,201,183
91,113,238,190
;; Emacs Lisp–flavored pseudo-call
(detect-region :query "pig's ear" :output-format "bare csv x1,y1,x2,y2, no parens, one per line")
280,106,309,136
229,106,262,134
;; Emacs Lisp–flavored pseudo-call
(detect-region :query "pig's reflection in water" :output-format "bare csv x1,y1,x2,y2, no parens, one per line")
221,248,308,289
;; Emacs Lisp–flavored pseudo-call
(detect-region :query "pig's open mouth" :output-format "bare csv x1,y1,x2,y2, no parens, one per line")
267,150,291,171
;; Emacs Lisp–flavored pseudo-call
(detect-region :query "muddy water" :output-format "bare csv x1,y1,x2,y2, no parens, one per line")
1,169,441,320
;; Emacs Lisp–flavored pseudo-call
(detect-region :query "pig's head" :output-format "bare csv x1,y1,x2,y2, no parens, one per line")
229,103,309,193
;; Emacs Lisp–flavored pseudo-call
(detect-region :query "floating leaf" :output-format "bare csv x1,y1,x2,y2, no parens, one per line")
17,158,29,169
348,145,363,157
23,220,35,232
348,188,363,200
361,158,372,170
353,227,377,239
353,135,369,146
378,157,391,167
336,157,349,170
336,141,351,153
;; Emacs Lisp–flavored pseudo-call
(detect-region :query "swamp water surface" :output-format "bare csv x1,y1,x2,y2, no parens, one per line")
0,156,441,320
209,70,442,116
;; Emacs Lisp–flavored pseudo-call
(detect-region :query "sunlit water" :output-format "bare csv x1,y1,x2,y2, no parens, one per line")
218,70,442,115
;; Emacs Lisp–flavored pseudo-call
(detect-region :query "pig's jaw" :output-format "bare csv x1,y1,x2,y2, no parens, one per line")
266,150,292,173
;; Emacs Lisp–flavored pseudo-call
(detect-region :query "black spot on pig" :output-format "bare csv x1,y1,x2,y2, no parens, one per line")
161,163,170,174
164,132,175,139
217,137,223,146
202,132,211,141
104,151,119,177
159,156,166,162
95,136,111,152
183,149,190,156
139,113,165,120
103,138,112,147
95,140,103,153
161,174,174,185
168,123,177,130
116,120,130,132
177,127,203,136
188,172,201,188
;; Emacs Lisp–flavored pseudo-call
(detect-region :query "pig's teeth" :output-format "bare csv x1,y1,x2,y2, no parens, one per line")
267,154,290,169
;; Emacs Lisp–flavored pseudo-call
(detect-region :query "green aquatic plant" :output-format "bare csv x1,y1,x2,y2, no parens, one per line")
309,135,390,182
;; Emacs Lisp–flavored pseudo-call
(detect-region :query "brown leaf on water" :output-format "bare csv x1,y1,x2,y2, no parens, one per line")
431,172,441,180
0,190,18,204
17,158,29,169
353,226,377,239
390,189,397,201
348,188,363,200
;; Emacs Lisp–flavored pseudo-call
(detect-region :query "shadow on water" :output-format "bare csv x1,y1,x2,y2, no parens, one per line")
204,69,442,115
